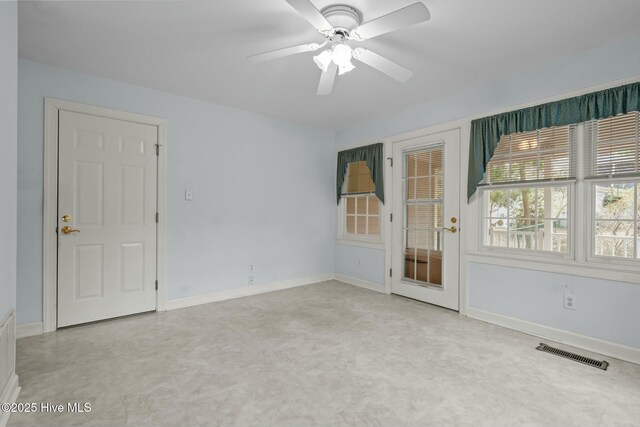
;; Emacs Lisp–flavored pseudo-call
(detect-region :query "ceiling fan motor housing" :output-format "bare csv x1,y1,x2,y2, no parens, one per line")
321,5,362,34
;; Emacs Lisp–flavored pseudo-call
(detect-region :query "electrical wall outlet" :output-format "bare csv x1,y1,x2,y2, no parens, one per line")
248,265,255,285
564,292,576,310
185,189,193,201
357,258,362,265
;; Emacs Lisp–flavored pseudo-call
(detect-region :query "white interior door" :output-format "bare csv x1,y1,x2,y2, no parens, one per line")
57,110,158,327
391,129,460,310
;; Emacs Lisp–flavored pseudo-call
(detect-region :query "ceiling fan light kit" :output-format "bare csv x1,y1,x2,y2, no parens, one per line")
248,0,431,95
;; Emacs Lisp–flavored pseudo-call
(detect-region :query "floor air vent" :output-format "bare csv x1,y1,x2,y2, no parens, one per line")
536,343,608,370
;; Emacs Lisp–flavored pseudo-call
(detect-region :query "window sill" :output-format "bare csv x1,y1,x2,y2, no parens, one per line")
465,251,640,285
336,238,385,250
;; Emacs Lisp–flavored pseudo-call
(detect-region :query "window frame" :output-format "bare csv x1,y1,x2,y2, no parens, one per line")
478,119,640,267
585,177,640,267
480,182,575,261
337,193,384,247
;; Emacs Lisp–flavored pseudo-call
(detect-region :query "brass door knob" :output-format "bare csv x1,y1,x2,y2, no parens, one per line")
443,226,457,233
61,226,80,234
62,215,72,223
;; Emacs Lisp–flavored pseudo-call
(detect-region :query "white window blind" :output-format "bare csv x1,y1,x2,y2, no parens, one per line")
586,111,640,179
482,125,576,186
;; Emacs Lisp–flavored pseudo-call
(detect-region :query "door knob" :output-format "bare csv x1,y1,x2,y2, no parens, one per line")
61,226,80,234
443,226,457,233
62,215,72,223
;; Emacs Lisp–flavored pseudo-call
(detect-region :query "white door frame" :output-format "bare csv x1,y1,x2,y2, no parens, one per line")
382,119,470,314
43,98,168,333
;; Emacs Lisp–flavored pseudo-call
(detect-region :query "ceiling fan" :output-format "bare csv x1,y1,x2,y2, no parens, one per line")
248,0,431,95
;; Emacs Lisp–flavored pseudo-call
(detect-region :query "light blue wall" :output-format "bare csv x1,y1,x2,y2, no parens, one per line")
0,2,18,320
468,263,640,348
335,245,385,286
17,59,336,324
335,36,640,149
334,36,640,349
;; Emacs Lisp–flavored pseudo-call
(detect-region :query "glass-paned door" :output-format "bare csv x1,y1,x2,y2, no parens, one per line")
392,129,460,310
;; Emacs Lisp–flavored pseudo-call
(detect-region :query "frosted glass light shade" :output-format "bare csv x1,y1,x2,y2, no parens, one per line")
332,43,353,67
338,61,355,75
313,50,332,72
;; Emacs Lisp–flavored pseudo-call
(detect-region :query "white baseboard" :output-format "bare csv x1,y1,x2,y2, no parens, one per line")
334,274,386,293
16,321,43,339
165,273,335,310
466,307,640,366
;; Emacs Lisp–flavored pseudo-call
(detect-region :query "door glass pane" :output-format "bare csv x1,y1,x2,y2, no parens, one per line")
403,145,444,287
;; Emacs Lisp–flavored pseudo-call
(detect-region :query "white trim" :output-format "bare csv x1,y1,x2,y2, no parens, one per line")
0,310,20,427
383,140,393,295
165,274,334,310
458,121,471,315
334,274,386,293
156,117,168,312
16,322,44,339
43,98,168,332
466,307,640,365
335,238,384,250
0,374,20,427
466,252,640,284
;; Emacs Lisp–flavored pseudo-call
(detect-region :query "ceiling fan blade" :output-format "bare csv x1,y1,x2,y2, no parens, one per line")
317,62,338,95
285,0,334,36
247,42,323,62
350,3,430,41
353,48,413,82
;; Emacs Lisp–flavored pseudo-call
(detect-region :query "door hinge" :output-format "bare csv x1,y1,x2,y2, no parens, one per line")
387,157,393,167
155,144,160,156
155,280,158,290
389,268,393,278
390,213,393,222
156,212,159,223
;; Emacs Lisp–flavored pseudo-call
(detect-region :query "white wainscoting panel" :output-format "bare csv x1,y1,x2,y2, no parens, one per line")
0,311,20,427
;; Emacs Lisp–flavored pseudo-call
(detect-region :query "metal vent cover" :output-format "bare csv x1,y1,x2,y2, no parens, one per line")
536,343,609,370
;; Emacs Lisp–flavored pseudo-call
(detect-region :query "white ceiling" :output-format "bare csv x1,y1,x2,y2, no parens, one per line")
18,0,640,128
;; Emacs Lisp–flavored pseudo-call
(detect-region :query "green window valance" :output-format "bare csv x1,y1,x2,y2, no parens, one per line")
337,142,384,204
467,81,640,200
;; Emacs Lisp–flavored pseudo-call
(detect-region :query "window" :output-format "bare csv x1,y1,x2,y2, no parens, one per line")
481,126,574,254
586,112,640,260
339,161,381,241
480,110,640,263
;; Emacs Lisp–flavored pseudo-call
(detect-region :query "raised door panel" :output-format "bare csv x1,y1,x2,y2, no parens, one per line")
121,166,145,225
75,161,104,227
57,110,158,327
74,244,104,300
